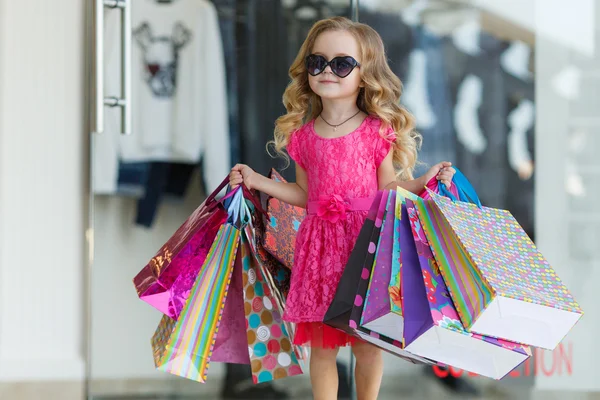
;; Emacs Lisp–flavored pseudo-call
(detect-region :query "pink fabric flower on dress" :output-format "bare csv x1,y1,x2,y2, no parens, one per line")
317,195,349,223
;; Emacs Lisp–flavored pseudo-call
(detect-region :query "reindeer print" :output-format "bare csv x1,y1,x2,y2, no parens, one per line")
134,22,192,98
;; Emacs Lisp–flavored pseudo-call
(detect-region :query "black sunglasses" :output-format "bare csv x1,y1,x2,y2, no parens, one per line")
305,54,361,78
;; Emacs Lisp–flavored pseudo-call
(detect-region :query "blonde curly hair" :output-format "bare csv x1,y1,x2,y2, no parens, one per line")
269,16,421,180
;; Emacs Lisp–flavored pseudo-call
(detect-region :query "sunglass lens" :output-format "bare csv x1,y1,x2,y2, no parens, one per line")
306,55,327,76
331,57,355,78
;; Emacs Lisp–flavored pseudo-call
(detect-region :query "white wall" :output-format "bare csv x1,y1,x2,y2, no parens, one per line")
0,0,86,381
534,0,600,391
474,0,595,55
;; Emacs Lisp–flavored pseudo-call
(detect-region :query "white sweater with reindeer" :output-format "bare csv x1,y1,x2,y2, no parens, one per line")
94,0,229,194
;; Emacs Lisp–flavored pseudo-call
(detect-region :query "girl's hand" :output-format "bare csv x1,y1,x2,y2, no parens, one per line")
229,164,257,190
422,161,456,189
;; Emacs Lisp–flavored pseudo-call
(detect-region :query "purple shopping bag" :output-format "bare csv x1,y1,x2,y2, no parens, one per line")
211,250,251,364
360,190,403,341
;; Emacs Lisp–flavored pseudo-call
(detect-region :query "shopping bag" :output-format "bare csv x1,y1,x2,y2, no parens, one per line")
360,190,403,341
211,249,250,364
240,224,305,383
386,174,470,321
262,169,306,269
415,181,583,349
361,172,482,344
152,188,303,383
401,197,531,379
399,176,480,344
324,191,385,331
253,191,292,298
134,177,231,318
359,182,466,345
152,222,241,382
324,191,433,365
389,186,405,317
134,177,266,319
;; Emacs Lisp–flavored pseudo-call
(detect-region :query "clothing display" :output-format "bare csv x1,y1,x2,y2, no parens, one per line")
444,33,535,220
359,7,535,235
434,27,534,234
359,9,413,82
403,26,455,175
94,0,230,195
505,99,535,238
211,0,242,165
460,34,511,209
117,161,202,227
236,0,292,180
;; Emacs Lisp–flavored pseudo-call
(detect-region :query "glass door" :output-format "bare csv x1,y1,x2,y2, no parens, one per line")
87,1,355,399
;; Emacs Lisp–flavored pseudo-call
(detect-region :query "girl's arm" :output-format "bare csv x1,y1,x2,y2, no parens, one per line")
251,164,308,208
377,150,454,193
377,150,426,193
230,163,308,208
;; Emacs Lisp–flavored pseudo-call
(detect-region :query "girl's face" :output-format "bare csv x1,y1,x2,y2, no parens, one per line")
308,30,362,101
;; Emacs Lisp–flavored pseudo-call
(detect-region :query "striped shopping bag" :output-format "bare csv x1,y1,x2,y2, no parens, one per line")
152,223,240,382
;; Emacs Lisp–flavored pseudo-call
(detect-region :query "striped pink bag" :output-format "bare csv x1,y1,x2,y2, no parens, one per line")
151,223,242,382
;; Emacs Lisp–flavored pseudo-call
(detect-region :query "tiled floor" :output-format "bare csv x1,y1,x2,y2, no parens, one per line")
90,372,534,400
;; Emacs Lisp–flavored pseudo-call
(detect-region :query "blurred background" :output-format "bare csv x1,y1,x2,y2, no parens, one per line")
0,0,596,398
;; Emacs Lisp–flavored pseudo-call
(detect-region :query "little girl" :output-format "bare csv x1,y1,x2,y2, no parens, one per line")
230,16,455,400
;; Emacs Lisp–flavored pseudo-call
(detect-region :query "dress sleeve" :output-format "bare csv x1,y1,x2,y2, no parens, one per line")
287,130,305,169
374,125,396,168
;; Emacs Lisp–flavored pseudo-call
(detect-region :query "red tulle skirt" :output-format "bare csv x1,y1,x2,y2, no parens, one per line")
293,322,357,349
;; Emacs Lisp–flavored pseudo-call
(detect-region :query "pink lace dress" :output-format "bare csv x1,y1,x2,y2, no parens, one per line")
283,115,395,348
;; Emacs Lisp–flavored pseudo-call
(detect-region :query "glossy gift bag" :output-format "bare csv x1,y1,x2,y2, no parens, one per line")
360,190,403,342
133,177,232,319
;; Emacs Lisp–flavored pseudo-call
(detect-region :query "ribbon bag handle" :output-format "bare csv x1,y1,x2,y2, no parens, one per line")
206,176,231,205
438,167,482,208
226,187,244,226
452,168,482,207
204,176,239,216
241,184,268,217
227,185,260,229
214,176,267,217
